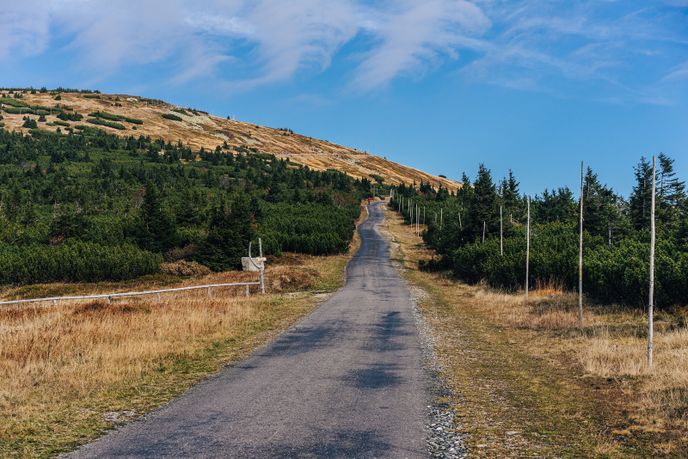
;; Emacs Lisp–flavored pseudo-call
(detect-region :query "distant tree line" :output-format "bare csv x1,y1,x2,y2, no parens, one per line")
391,155,688,308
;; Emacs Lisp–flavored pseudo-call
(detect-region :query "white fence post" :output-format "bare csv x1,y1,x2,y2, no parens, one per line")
578,160,584,327
525,196,531,302
648,156,656,369
259,237,265,294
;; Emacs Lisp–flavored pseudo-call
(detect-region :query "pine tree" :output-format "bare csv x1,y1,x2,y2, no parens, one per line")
629,156,653,230
583,167,627,239
502,169,522,222
137,184,177,253
472,164,498,236
534,187,576,223
657,153,686,230
194,196,255,271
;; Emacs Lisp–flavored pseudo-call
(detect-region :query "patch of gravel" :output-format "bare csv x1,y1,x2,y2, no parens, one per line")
103,410,137,424
408,285,468,459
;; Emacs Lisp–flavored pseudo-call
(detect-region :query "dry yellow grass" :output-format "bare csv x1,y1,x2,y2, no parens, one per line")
0,206,364,457
381,203,688,457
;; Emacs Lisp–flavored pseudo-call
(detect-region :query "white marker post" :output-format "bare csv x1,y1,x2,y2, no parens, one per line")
578,161,584,327
525,196,531,302
648,156,656,369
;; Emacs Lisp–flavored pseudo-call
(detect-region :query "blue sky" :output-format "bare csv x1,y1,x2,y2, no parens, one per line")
1,0,687,196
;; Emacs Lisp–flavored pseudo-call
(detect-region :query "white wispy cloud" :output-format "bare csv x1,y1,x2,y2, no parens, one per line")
0,1,51,58
349,0,490,89
663,61,688,81
0,0,685,102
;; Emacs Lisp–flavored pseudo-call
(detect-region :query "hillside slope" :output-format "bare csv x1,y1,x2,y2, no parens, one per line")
0,90,459,191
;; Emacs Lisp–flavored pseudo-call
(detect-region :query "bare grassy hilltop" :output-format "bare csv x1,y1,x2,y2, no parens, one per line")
0,90,459,191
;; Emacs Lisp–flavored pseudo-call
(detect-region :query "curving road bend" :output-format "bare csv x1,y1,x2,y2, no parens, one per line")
71,202,430,458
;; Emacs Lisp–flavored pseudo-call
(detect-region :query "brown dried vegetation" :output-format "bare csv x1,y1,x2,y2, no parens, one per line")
0,248,355,457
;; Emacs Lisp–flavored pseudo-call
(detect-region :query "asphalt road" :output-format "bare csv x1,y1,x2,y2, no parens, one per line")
71,202,429,458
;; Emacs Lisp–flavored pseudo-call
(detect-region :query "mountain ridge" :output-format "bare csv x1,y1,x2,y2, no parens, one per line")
0,89,460,191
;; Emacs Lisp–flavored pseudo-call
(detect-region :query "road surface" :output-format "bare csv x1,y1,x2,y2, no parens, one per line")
72,202,430,458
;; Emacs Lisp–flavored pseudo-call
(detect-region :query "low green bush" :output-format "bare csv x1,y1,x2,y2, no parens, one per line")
0,242,161,284
57,112,83,122
87,118,126,130
162,113,183,121
90,111,143,125
0,97,28,107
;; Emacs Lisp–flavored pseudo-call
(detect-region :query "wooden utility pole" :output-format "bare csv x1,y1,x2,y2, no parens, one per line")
648,156,656,369
525,196,531,302
578,161,584,327
499,205,503,256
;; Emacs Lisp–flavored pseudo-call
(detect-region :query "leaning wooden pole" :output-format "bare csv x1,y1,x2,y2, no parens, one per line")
578,160,584,327
525,196,531,302
648,155,656,369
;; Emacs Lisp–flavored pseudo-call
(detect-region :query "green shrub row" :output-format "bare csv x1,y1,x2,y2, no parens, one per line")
162,113,183,121
448,224,688,307
0,242,161,284
87,118,126,130
57,112,84,121
90,111,143,125
0,97,28,107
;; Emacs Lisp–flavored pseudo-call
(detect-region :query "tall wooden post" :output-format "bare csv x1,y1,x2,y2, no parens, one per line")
525,196,531,302
578,161,584,327
499,205,503,256
416,203,419,236
482,221,486,243
648,156,656,369
259,237,265,294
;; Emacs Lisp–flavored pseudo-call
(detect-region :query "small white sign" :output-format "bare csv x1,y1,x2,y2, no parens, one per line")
241,257,266,272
